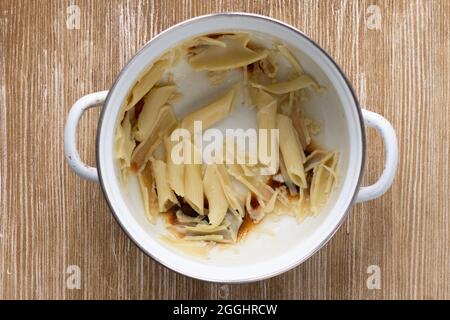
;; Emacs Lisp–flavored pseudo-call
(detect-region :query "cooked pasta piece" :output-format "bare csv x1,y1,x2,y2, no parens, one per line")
181,86,237,133
258,50,278,78
189,33,267,71
215,212,242,243
248,86,275,109
183,141,204,215
250,74,320,95
184,235,224,242
134,85,176,141
296,187,311,222
291,106,311,148
309,165,329,214
115,112,136,169
203,164,229,227
164,135,185,197
257,100,278,172
125,59,169,111
151,159,178,212
228,164,267,201
277,114,307,188
175,210,205,224
184,36,226,49
304,150,335,172
137,161,159,222
277,45,304,74
131,105,177,172
215,164,245,217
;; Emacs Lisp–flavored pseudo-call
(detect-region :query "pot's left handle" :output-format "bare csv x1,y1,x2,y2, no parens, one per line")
64,91,109,182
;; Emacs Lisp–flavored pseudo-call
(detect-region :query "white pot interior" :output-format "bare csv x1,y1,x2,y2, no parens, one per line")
97,14,364,282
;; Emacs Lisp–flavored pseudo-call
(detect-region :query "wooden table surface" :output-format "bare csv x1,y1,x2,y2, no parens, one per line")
0,0,449,300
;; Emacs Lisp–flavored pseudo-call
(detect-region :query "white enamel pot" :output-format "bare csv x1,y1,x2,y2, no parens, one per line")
64,13,398,283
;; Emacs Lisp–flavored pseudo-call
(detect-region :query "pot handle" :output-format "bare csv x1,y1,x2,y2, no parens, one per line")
64,91,109,182
355,109,398,202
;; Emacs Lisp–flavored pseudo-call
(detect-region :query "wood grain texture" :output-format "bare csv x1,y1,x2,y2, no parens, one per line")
0,0,449,299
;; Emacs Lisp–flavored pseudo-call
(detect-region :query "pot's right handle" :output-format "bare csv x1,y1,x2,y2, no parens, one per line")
64,91,109,182
356,109,398,203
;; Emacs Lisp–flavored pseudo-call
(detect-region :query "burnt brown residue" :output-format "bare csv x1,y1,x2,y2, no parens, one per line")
203,196,209,210
249,193,259,210
207,33,234,39
304,141,319,157
267,177,285,190
238,214,256,241
134,98,145,119
166,209,178,225
130,162,139,173
174,195,200,218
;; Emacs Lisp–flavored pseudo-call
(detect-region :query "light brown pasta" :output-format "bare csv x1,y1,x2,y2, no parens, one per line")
183,141,204,215
181,85,237,133
277,114,307,188
164,135,185,197
151,159,178,212
189,33,267,71
134,85,176,141
125,59,169,111
250,74,320,95
130,105,177,172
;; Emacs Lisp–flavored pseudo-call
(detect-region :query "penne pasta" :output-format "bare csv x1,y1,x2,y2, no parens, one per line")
164,135,185,197
277,114,307,188
134,85,177,141
304,150,335,172
291,106,311,148
257,100,278,172
248,86,275,109
151,159,178,212
115,111,136,169
215,164,245,217
183,141,204,215
131,105,177,172
181,86,237,133
203,164,229,227
125,59,170,111
137,161,159,222
184,36,227,49
189,33,268,71
309,165,329,214
277,45,304,74
250,74,320,95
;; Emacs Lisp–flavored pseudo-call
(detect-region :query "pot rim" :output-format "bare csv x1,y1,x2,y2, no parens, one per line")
95,12,366,283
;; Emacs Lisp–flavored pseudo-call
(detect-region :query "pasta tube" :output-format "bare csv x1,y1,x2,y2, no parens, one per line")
137,161,159,222
183,141,204,215
134,85,176,141
125,59,169,111
131,105,177,172
203,164,229,227
250,74,320,95
151,159,178,212
164,135,185,197
189,33,267,71
181,86,237,133
277,114,307,188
